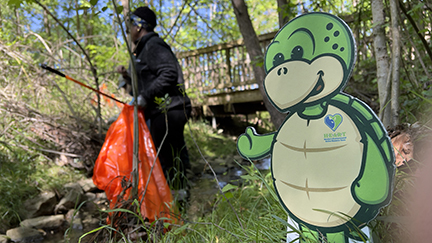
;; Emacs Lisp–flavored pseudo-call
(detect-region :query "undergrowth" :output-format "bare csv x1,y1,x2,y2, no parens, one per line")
185,119,237,160
163,162,288,242
0,149,84,227
77,161,290,243
0,152,38,227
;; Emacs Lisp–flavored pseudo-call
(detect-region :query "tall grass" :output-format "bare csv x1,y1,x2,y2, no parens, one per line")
79,120,432,242
77,160,290,243
0,149,84,226
162,162,288,242
184,119,238,160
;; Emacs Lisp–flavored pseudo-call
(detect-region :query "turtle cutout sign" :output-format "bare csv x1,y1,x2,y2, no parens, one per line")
237,12,395,243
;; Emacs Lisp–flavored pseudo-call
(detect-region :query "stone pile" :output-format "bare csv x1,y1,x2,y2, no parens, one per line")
0,178,108,243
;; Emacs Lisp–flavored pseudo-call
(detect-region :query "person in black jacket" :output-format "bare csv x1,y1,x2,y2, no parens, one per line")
117,6,192,191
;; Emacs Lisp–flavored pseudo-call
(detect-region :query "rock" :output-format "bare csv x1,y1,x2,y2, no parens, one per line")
95,192,107,202
0,235,9,243
63,182,83,192
210,164,227,174
171,189,188,201
20,215,65,230
82,217,100,230
54,186,86,213
78,178,98,193
191,159,206,175
232,155,244,163
54,154,69,167
81,201,99,216
22,191,57,220
6,227,43,243
213,158,226,165
85,192,96,202
93,193,108,209
65,210,83,230
226,157,241,168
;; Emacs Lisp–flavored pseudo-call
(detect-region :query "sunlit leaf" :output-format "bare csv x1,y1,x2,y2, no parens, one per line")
80,0,91,8
222,191,234,201
116,5,124,14
221,183,238,192
7,0,24,7
241,174,257,181
90,0,98,6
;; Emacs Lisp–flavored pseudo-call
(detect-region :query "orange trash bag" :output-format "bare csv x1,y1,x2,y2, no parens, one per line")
92,104,173,223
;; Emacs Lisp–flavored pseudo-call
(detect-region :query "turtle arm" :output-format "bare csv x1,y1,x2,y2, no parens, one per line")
237,126,275,160
354,133,393,205
331,94,395,205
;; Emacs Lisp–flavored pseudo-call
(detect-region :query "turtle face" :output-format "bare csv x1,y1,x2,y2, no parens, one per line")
264,13,355,112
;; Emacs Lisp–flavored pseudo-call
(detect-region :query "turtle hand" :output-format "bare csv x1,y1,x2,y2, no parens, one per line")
237,127,274,160
237,127,255,158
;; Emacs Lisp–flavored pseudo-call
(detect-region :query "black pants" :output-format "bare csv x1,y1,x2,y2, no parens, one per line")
149,109,191,190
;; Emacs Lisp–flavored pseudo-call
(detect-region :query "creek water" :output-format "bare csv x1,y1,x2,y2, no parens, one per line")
185,157,271,221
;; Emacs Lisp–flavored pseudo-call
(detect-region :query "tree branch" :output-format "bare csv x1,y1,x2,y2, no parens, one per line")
33,0,102,134
399,0,432,64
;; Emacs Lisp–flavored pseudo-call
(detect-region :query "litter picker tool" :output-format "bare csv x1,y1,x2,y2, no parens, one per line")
41,64,126,105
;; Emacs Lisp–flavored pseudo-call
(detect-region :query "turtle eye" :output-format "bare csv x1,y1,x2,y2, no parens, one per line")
291,46,304,60
273,53,285,67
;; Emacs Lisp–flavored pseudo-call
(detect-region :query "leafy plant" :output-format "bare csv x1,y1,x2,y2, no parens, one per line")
184,119,237,160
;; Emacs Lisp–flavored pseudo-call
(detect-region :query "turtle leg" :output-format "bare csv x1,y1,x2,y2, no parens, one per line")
326,232,348,243
298,225,320,242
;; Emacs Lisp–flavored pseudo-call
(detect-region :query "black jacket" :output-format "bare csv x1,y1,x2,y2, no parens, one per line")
133,32,191,119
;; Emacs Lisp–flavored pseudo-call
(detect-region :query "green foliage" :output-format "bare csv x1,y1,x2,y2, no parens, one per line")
184,120,237,160
0,152,38,225
372,166,416,242
149,0,278,51
245,0,278,35
1,0,432,242
174,168,287,242
0,149,84,226
154,93,172,114
98,162,290,242
7,0,27,7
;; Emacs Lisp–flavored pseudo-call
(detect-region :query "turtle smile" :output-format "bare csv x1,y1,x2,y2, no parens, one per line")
280,179,347,200
309,70,325,97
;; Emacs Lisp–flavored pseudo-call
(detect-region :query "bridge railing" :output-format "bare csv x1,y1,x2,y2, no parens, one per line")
177,31,277,108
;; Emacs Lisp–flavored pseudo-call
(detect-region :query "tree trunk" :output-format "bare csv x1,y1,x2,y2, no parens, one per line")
14,7,20,36
399,1,432,69
231,0,286,128
277,0,290,28
87,10,94,46
390,0,400,127
119,0,139,200
43,9,51,36
83,10,89,46
75,0,80,38
400,19,431,80
371,0,391,128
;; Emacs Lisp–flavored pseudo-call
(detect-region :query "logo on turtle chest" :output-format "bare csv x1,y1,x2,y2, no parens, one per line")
324,113,343,131
324,113,347,143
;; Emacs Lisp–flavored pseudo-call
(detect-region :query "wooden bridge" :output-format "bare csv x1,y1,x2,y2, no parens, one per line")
177,31,277,117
